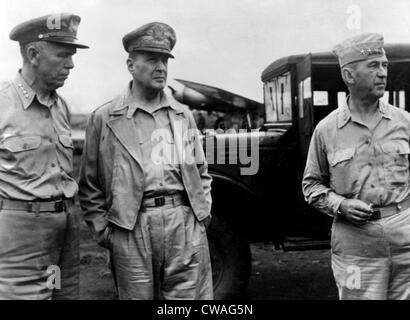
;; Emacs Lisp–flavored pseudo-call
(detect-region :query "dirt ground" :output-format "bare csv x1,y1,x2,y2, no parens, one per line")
246,243,338,300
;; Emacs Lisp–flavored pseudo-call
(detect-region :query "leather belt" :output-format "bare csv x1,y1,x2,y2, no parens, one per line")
370,196,410,220
142,192,189,208
0,198,73,214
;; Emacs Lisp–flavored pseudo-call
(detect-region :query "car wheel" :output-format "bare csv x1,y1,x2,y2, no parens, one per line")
206,216,251,299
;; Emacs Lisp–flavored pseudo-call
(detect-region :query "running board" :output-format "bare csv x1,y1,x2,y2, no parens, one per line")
282,240,330,251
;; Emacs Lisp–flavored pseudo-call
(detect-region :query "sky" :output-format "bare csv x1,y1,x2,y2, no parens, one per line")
1,0,410,113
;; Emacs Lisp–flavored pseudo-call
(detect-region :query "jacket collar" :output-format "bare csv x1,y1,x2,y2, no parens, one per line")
337,95,392,129
13,71,57,110
110,81,184,118
106,83,188,172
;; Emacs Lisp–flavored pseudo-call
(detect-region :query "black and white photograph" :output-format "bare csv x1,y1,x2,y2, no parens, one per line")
0,0,410,308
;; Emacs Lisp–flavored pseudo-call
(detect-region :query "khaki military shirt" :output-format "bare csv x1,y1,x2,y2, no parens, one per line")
124,87,184,196
0,72,77,200
302,98,410,216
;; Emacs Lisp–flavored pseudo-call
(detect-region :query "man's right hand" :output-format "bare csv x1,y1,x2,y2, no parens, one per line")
338,199,373,225
97,225,114,250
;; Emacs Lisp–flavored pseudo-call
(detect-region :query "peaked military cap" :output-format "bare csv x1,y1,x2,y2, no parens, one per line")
333,32,385,68
9,13,89,49
122,22,176,58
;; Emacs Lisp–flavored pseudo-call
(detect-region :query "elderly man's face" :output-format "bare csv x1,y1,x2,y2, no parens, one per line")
35,42,77,91
351,55,388,100
128,52,169,92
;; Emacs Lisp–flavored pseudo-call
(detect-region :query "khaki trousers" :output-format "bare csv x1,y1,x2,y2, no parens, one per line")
0,206,79,300
110,203,213,300
331,207,410,300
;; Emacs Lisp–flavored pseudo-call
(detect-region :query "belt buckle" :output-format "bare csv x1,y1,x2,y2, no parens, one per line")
28,202,40,216
54,200,64,212
154,197,165,207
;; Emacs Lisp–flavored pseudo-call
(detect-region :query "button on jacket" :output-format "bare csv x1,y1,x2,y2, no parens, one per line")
303,99,410,216
0,72,77,200
79,84,212,238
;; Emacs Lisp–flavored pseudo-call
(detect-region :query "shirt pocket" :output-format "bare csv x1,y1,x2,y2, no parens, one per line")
58,134,74,175
0,135,45,176
380,140,410,186
328,147,355,166
328,147,357,196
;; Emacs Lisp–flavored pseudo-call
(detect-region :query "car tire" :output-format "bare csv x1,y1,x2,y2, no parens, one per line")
206,216,251,300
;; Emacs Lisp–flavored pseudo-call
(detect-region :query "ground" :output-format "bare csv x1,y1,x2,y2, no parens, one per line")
246,243,338,300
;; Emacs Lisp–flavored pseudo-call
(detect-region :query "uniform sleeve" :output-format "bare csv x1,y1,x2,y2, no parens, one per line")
78,111,109,244
186,109,213,215
302,126,346,216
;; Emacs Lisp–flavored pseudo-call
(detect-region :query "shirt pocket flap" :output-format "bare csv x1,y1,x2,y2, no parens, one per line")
0,135,41,152
59,135,74,149
329,147,355,166
380,141,410,155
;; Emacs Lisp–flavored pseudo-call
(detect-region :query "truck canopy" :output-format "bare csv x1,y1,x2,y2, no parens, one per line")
261,43,410,81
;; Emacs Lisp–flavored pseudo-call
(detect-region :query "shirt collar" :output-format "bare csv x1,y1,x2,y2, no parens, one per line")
337,95,392,129
378,99,392,120
13,71,57,110
115,81,179,119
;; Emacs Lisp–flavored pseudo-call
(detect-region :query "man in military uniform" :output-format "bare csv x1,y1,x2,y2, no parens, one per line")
79,22,213,300
303,33,410,299
0,13,88,299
